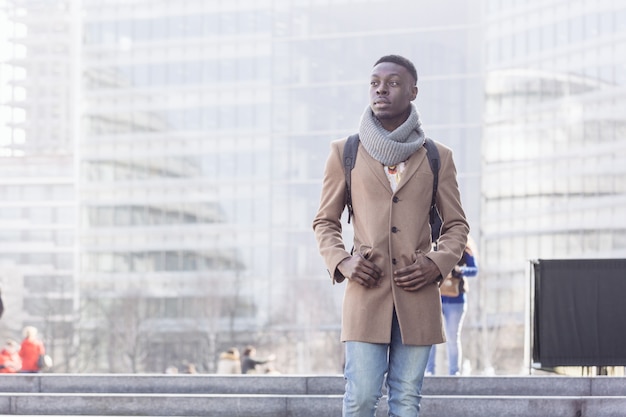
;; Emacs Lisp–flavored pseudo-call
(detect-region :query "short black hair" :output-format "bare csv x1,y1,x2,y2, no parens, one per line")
374,55,418,84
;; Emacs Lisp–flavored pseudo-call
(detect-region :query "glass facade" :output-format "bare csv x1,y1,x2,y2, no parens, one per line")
0,0,78,370
0,0,485,373
74,0,482,373
481,0,626,372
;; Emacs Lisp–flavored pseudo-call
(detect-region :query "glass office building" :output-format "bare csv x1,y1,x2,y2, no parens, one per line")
8,0,619,374
0,0,78,370
80,0,481,373
2,0,482,373
481,0,626,372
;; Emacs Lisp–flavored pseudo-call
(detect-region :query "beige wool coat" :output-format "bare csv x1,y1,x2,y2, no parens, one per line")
313,137,469,346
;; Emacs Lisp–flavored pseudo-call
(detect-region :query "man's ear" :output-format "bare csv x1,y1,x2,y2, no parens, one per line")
411,86,418,100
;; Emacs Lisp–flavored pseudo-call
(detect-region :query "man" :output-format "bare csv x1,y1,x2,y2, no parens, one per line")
312,55,469,416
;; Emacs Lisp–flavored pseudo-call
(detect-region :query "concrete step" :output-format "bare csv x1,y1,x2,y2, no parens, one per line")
2,374,626,396
0,392,625,417
0,374,344,395
0,393,340,417
0,374,624,417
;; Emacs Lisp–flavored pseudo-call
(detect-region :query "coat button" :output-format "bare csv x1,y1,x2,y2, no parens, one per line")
392,258,397,265
391,226,398,233
393,196,399,203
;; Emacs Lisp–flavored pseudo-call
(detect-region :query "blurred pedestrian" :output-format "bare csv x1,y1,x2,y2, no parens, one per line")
164,365,179,374
183,363,197,374
0,339,21,373
216,347,241,374
19,326,46,373
241,345,275,374
426,237,478,375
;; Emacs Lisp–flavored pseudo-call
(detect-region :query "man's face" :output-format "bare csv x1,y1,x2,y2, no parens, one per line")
369,62,417,130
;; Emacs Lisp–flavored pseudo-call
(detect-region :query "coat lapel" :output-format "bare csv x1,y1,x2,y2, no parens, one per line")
358,143,393,194
394,144,428,194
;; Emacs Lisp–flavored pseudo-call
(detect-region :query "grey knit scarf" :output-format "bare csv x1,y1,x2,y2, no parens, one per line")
358,104,425,166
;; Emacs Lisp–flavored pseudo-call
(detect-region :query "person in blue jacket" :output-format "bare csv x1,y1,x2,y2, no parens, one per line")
426,240,478,375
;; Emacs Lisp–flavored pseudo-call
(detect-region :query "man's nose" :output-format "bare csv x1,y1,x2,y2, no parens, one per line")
376,84,388,95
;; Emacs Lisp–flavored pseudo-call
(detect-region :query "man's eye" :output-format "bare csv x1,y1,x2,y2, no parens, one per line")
370,81,379,86
389,81,399,86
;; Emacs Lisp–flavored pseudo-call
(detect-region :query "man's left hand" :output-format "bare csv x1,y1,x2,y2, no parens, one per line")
393,252,441,292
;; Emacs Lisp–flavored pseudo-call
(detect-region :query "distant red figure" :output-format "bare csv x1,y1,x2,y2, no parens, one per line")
0,339,21,373
19,326,45,373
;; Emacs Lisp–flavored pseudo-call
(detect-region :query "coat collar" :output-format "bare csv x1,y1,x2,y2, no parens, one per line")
359,142,428,195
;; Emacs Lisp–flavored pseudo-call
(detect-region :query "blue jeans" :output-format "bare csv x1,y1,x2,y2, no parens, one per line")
426,301,467,375
343,311,431,417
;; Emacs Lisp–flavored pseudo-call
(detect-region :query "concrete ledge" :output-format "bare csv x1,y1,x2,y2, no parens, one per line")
1,374,625,397
1,374,625,417
421,395,626,417
424,375,626,397
590,377,626,396
583,396,626,417
0,374,345,395
423,375,593,396
1,393,626,417
0,394,342,417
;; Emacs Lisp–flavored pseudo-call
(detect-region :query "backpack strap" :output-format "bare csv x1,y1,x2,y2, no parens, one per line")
343,134,360,224
423,138,442,241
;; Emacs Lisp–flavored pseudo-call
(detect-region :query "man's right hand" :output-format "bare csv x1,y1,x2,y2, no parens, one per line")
337,254,383,288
